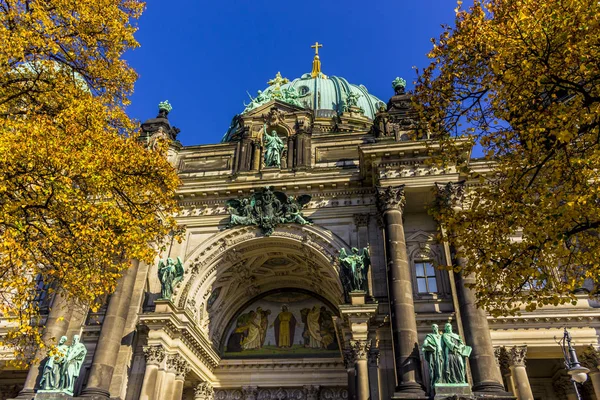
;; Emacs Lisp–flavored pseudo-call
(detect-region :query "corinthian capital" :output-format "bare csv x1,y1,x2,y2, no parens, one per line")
375,185,406,212
580,345,600,372
143,344,165,366
434,181,465,210
342,346,356,369
507,345,528,367
350,339,371,361
174,358,191,380
194,382,214,400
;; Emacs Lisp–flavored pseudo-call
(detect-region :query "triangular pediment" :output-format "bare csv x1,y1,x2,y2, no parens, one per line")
243,99,308,118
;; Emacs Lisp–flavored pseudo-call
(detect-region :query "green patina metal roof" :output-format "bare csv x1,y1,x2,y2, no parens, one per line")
244,72,385,120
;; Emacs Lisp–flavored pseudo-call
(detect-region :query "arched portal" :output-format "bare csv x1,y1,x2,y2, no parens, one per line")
137,224,353,394
174,224,348,349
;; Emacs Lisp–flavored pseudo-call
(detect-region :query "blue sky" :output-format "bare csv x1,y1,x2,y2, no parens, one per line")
126,1,459,146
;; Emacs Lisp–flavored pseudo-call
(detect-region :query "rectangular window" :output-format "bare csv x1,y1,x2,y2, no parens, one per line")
415,261,438,294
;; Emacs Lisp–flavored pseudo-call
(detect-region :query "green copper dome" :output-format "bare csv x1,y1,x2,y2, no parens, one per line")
243,73,386,120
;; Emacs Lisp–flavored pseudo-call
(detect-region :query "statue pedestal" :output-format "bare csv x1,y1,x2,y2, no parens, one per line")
34,392,75,400
433,383,474,400
349,291,366,305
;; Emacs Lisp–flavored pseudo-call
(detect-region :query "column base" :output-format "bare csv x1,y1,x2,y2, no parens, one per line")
79,387,111,399
472,381,514,399
390,383,428,399
8,388,35,400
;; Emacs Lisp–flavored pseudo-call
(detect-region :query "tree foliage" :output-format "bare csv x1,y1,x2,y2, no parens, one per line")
0,0,180,353
414,0,600,315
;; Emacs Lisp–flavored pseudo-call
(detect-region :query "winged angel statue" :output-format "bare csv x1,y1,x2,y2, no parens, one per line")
225,187,311,236
158,256,184,300
338,247,370,296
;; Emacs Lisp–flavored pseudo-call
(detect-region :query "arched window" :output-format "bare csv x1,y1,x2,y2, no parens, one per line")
414,260,438,294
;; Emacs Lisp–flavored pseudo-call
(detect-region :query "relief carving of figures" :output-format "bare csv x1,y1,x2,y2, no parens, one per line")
226,187,311,236
338,247,370,298
263,128,285,168
422,323,472,393
158,256,184,300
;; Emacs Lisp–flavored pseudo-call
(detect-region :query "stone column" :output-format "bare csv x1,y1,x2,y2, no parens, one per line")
173,359,190,400
352,340,371,400
139,345,165,400
161,354,178,400
252,140,261,171
580,345,600,399
81,261,140,399
494,347,516,394
194,382,214,400
435,182,511,397
343,347,357,400
287,136,295,169
375,185,426,397
368,340,381,400
17,292,72,398
506,346,534,400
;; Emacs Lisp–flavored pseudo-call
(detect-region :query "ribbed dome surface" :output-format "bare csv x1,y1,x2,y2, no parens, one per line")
246,73,385,120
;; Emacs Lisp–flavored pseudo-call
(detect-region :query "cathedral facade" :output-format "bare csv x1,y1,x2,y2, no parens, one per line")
2,49,600,400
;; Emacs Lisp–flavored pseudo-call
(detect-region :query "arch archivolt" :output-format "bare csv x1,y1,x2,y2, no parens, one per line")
172,223,349,347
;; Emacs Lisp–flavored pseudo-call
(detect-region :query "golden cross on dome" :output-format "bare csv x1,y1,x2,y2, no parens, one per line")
311,41,323,56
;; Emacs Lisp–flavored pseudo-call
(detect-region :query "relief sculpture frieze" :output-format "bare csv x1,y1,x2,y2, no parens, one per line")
226,187,312,236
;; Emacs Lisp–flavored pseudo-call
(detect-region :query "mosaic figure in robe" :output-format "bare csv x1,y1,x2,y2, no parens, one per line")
274,305,296,348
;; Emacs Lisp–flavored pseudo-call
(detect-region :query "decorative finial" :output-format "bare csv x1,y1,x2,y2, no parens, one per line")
158,100,173,114
392,77,406,95
311,41,323,56
311,42,325,78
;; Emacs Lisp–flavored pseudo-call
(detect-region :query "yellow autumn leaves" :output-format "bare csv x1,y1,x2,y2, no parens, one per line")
0,0,180,356
414,0,600,315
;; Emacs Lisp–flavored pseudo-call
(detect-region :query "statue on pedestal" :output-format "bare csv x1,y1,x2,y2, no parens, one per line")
263,128,285,168
441,323,471,384
39,335,69,390
421,323,472,395
158,256,184,300
63,334,87,394
338,247,370,297
37,334,88,395
422,324,443,393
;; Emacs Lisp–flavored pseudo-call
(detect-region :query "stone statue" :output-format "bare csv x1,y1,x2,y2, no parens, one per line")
39,335,69,390
421,323,472,394
158,256,184,300
346,92,361,108
62,335,87,395
226,187,311,236
441,323,471,384
263,128,285,168
422,324,443,393
338,247,370,296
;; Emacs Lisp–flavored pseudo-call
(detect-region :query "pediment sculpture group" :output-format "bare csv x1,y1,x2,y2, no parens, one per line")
422,323,472,393
39,334,87,394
